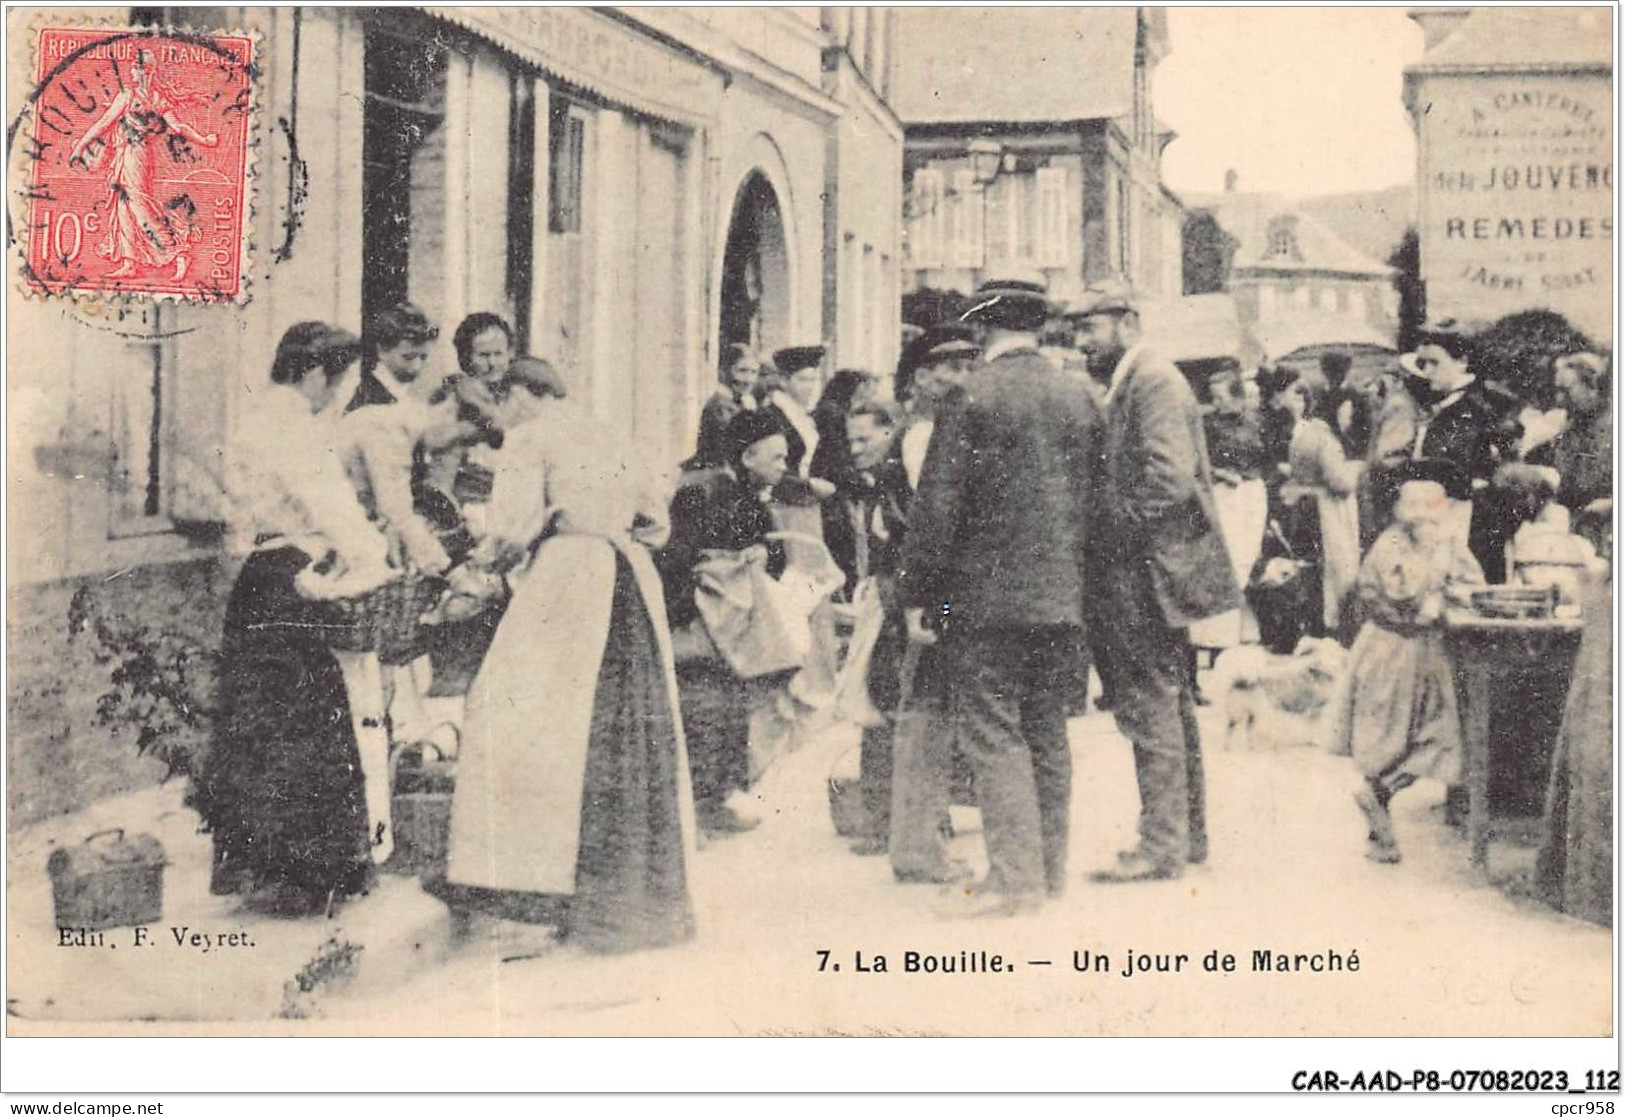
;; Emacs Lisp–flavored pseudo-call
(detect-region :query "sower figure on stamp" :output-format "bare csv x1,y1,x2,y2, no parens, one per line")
1072,285,1240,884
898,271,1100,916
67,48,218,282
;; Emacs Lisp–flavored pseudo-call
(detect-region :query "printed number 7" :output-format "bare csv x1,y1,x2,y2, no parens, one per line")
817,950,831,972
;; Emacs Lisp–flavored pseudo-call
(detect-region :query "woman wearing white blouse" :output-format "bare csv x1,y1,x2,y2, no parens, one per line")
196,323,396,918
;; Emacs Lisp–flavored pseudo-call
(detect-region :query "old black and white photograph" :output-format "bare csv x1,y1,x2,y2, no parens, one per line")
2,2,1616,1087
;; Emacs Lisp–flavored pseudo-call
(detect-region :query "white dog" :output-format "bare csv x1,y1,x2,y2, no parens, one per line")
1218,638,1348,752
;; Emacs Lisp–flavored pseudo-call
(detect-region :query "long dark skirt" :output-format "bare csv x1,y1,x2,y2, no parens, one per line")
438,552,695,954
194,547,372,907
1536,575,1613,926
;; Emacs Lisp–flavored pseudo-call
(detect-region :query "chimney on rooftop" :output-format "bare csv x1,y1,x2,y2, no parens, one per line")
1408,7,1471,51
1224,169,1238,194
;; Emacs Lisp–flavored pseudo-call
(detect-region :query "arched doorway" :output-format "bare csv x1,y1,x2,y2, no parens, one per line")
718,172,790,367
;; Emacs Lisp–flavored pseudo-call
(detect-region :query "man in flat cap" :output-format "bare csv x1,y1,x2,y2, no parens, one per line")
1072,284,1238,883
898,271,1100,915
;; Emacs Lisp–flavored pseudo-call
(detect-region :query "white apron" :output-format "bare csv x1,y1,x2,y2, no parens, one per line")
1188,477,1268,648
445,532,696,896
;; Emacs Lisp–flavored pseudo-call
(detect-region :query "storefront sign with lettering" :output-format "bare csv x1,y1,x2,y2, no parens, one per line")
1415,74,1613,340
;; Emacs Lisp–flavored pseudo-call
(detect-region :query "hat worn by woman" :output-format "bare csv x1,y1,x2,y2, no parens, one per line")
773,346,826,375
723,407,785,468
1392,456,1469,500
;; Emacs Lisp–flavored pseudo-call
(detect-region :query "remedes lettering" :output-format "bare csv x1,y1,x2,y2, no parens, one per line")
1443,216,1614,240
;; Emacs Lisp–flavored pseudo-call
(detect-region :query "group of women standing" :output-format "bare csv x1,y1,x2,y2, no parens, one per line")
197,311,694,953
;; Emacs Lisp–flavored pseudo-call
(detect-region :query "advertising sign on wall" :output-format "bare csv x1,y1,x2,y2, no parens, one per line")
1415,74,1613,340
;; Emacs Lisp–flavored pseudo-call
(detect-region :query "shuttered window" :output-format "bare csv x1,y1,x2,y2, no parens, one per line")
1036,165,1068,267
909,167,945,268
1010,174,1033,262
984,173,1012,263
950,169,984,268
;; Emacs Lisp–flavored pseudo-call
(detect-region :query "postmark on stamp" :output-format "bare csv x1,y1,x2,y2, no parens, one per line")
20,26,255,301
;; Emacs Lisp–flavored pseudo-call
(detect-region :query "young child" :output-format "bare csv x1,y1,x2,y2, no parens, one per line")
1327,459,1486,863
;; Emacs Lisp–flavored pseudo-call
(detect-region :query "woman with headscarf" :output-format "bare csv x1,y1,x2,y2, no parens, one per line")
440,360,695,953
196,323,395,917
1395,320,1518,579
763,346,829,483
1542,352,1613,555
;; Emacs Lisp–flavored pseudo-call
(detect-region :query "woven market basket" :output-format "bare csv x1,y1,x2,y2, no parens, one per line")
316,575,445,662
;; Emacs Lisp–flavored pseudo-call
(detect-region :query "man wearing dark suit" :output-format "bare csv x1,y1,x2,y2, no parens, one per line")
1073,287,1240,883
898,274,1100,915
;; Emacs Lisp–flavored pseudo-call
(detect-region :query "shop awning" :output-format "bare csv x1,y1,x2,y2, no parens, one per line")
429,7,725,126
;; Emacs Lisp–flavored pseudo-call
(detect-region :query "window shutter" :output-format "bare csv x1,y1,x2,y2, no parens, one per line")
909,168,944,268
984,174,1012,263
951,169,983,268
1036,166,1067,267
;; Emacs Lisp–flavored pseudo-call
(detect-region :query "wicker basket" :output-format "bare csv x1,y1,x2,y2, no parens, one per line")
386,740,457,879
47,828,165,931
317,575,445,662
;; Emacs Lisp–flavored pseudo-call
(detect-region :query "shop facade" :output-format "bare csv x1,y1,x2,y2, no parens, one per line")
11,5,904,585
7,7,902,821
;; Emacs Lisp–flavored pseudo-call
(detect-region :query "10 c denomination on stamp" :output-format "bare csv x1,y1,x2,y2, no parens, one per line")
24,26,255,301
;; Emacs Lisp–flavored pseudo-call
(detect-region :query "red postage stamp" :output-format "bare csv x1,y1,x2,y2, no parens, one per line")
23,27,255,301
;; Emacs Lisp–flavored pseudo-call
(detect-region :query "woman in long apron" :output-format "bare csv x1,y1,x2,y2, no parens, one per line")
441,370,696,953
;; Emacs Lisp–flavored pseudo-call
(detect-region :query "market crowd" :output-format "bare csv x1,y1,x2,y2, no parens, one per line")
195,271,1614,954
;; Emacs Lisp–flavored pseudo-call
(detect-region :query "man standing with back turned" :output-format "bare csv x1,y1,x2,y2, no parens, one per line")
898,271,1099,916
1072,286,1239,884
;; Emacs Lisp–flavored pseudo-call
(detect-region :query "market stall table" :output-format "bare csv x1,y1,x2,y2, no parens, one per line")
1444,609,1583,871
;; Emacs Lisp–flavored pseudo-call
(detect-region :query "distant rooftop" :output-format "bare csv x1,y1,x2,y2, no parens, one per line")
1191,193,1396,278
891,7,1147,125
